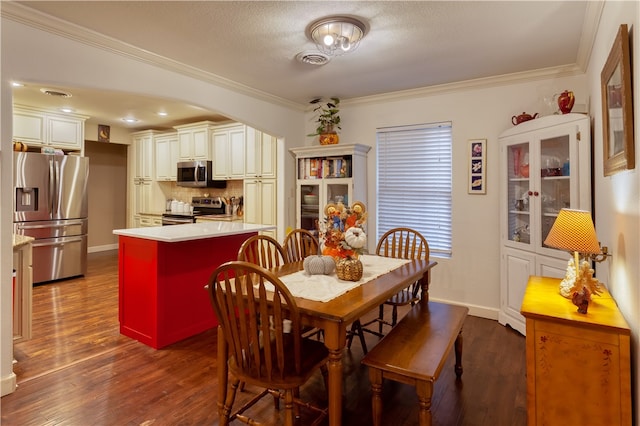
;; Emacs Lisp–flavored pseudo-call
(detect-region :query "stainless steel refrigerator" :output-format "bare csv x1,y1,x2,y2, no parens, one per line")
13,152,89,284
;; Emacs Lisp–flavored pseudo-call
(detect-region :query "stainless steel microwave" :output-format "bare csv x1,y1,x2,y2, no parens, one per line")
176,160,226,188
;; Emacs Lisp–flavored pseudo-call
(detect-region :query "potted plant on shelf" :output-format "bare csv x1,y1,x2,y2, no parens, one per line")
307,97,341,145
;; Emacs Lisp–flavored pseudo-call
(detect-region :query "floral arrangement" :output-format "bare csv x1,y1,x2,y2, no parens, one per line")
318,201,367,259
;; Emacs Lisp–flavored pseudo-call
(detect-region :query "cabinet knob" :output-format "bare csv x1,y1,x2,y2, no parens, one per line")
528,191,533,196
533,191,539,196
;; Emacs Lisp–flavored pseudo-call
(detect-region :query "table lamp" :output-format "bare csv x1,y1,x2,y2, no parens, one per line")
543,209,604,313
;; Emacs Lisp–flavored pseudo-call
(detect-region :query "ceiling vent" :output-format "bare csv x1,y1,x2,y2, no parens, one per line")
40,88,72,98
296,51,330,66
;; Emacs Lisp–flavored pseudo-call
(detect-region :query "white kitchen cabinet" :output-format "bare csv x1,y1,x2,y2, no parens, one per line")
155,131,179,181
133,179,153,217
139,214,162,227
290,144,370,235
129,130,164,227
13,239,33,343
13,105,87,151
245,127,277,179
243,178,276,239
132,130,156,180
498,113,591,335
212,123,246,179
174,121,215,161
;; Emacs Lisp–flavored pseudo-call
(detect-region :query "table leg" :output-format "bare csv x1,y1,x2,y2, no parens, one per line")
419,270,431,304
217,326,228,419
323,322,345,426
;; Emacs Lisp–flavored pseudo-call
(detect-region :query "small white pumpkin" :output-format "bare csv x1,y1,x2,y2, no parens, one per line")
344,227,367,249
303,255,336,275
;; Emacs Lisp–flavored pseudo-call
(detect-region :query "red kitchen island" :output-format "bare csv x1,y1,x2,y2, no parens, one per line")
113,221,276,349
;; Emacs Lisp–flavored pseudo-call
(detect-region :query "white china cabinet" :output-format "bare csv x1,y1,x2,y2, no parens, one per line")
290,144,370,236
499,113,591,335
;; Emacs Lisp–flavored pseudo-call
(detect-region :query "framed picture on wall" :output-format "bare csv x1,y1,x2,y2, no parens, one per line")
601,24,634,176
98,124,111,143
468,139,486,194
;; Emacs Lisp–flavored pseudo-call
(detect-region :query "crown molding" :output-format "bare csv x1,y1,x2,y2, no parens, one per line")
575,1,604,72
1,2,304,111
346,63,585,106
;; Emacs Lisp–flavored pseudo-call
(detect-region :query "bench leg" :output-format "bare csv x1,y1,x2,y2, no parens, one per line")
416,379,434,426
454,329,463,379
368,367,383,426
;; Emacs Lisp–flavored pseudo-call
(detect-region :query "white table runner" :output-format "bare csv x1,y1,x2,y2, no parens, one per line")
274,255,412,302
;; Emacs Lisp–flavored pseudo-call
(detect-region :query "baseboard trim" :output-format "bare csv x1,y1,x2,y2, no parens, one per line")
1,371,17,397
88,244,118,253
429,297,499,321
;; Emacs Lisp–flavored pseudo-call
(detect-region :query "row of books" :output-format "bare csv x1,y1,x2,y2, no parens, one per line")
298,156,352,179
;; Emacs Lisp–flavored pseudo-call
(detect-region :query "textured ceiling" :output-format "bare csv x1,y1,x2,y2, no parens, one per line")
4,1,594,130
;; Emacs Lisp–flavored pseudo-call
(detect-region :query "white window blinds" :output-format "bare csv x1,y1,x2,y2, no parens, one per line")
376,122,453,257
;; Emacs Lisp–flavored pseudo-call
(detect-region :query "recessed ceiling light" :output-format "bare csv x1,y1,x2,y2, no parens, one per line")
60,107,75,113
157,112,168,116
11,82,24,87
122,117,139,123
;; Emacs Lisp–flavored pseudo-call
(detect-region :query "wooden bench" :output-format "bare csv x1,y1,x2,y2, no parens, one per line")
361,301,469,426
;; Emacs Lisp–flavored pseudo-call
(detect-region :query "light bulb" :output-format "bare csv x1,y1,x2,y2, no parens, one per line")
340,38,351,51
323,34,334,46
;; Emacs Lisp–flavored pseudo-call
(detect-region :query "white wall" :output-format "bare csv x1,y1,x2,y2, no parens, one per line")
585,1,639,423
304,76,587,316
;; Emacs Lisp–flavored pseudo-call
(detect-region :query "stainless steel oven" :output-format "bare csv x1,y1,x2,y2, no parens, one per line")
161,214,196,226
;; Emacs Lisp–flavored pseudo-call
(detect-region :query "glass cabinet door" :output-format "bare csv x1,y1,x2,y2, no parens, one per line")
507,141,531,246
325,179,351,206
299,182,320,234
538,133,571,250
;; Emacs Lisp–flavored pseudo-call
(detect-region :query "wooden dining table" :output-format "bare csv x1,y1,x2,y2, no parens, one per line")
216,256,438,426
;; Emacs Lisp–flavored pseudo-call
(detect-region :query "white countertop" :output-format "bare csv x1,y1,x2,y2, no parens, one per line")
13,234,35,249
113,221,276,243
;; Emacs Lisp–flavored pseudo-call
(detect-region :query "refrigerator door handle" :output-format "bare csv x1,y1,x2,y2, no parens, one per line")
48,159,55,214
31,236,85,248
53,159,61,213
16,220,86,230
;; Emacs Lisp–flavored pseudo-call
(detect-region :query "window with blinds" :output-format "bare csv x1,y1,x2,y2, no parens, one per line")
376,122,452,257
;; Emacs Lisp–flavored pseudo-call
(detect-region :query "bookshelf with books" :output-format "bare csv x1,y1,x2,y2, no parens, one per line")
290,144,371,234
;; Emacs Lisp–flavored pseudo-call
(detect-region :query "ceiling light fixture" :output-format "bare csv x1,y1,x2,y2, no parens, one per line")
309,16,366,56
122,117,139,123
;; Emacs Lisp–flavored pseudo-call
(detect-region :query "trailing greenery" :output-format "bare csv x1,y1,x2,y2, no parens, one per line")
307,97,341,137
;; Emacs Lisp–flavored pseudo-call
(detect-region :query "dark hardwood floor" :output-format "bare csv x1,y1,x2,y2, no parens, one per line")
1,250,527,425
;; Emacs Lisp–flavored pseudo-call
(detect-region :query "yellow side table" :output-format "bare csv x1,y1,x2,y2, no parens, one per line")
521,276,631,425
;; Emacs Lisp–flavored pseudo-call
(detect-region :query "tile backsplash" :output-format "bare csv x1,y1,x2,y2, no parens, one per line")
158,180,244,209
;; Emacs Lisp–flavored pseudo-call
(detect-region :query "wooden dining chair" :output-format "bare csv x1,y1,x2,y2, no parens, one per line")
237,234,286,269
208,261,329,426
347,227,430,353
282,228,324,340
283,228,319,263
